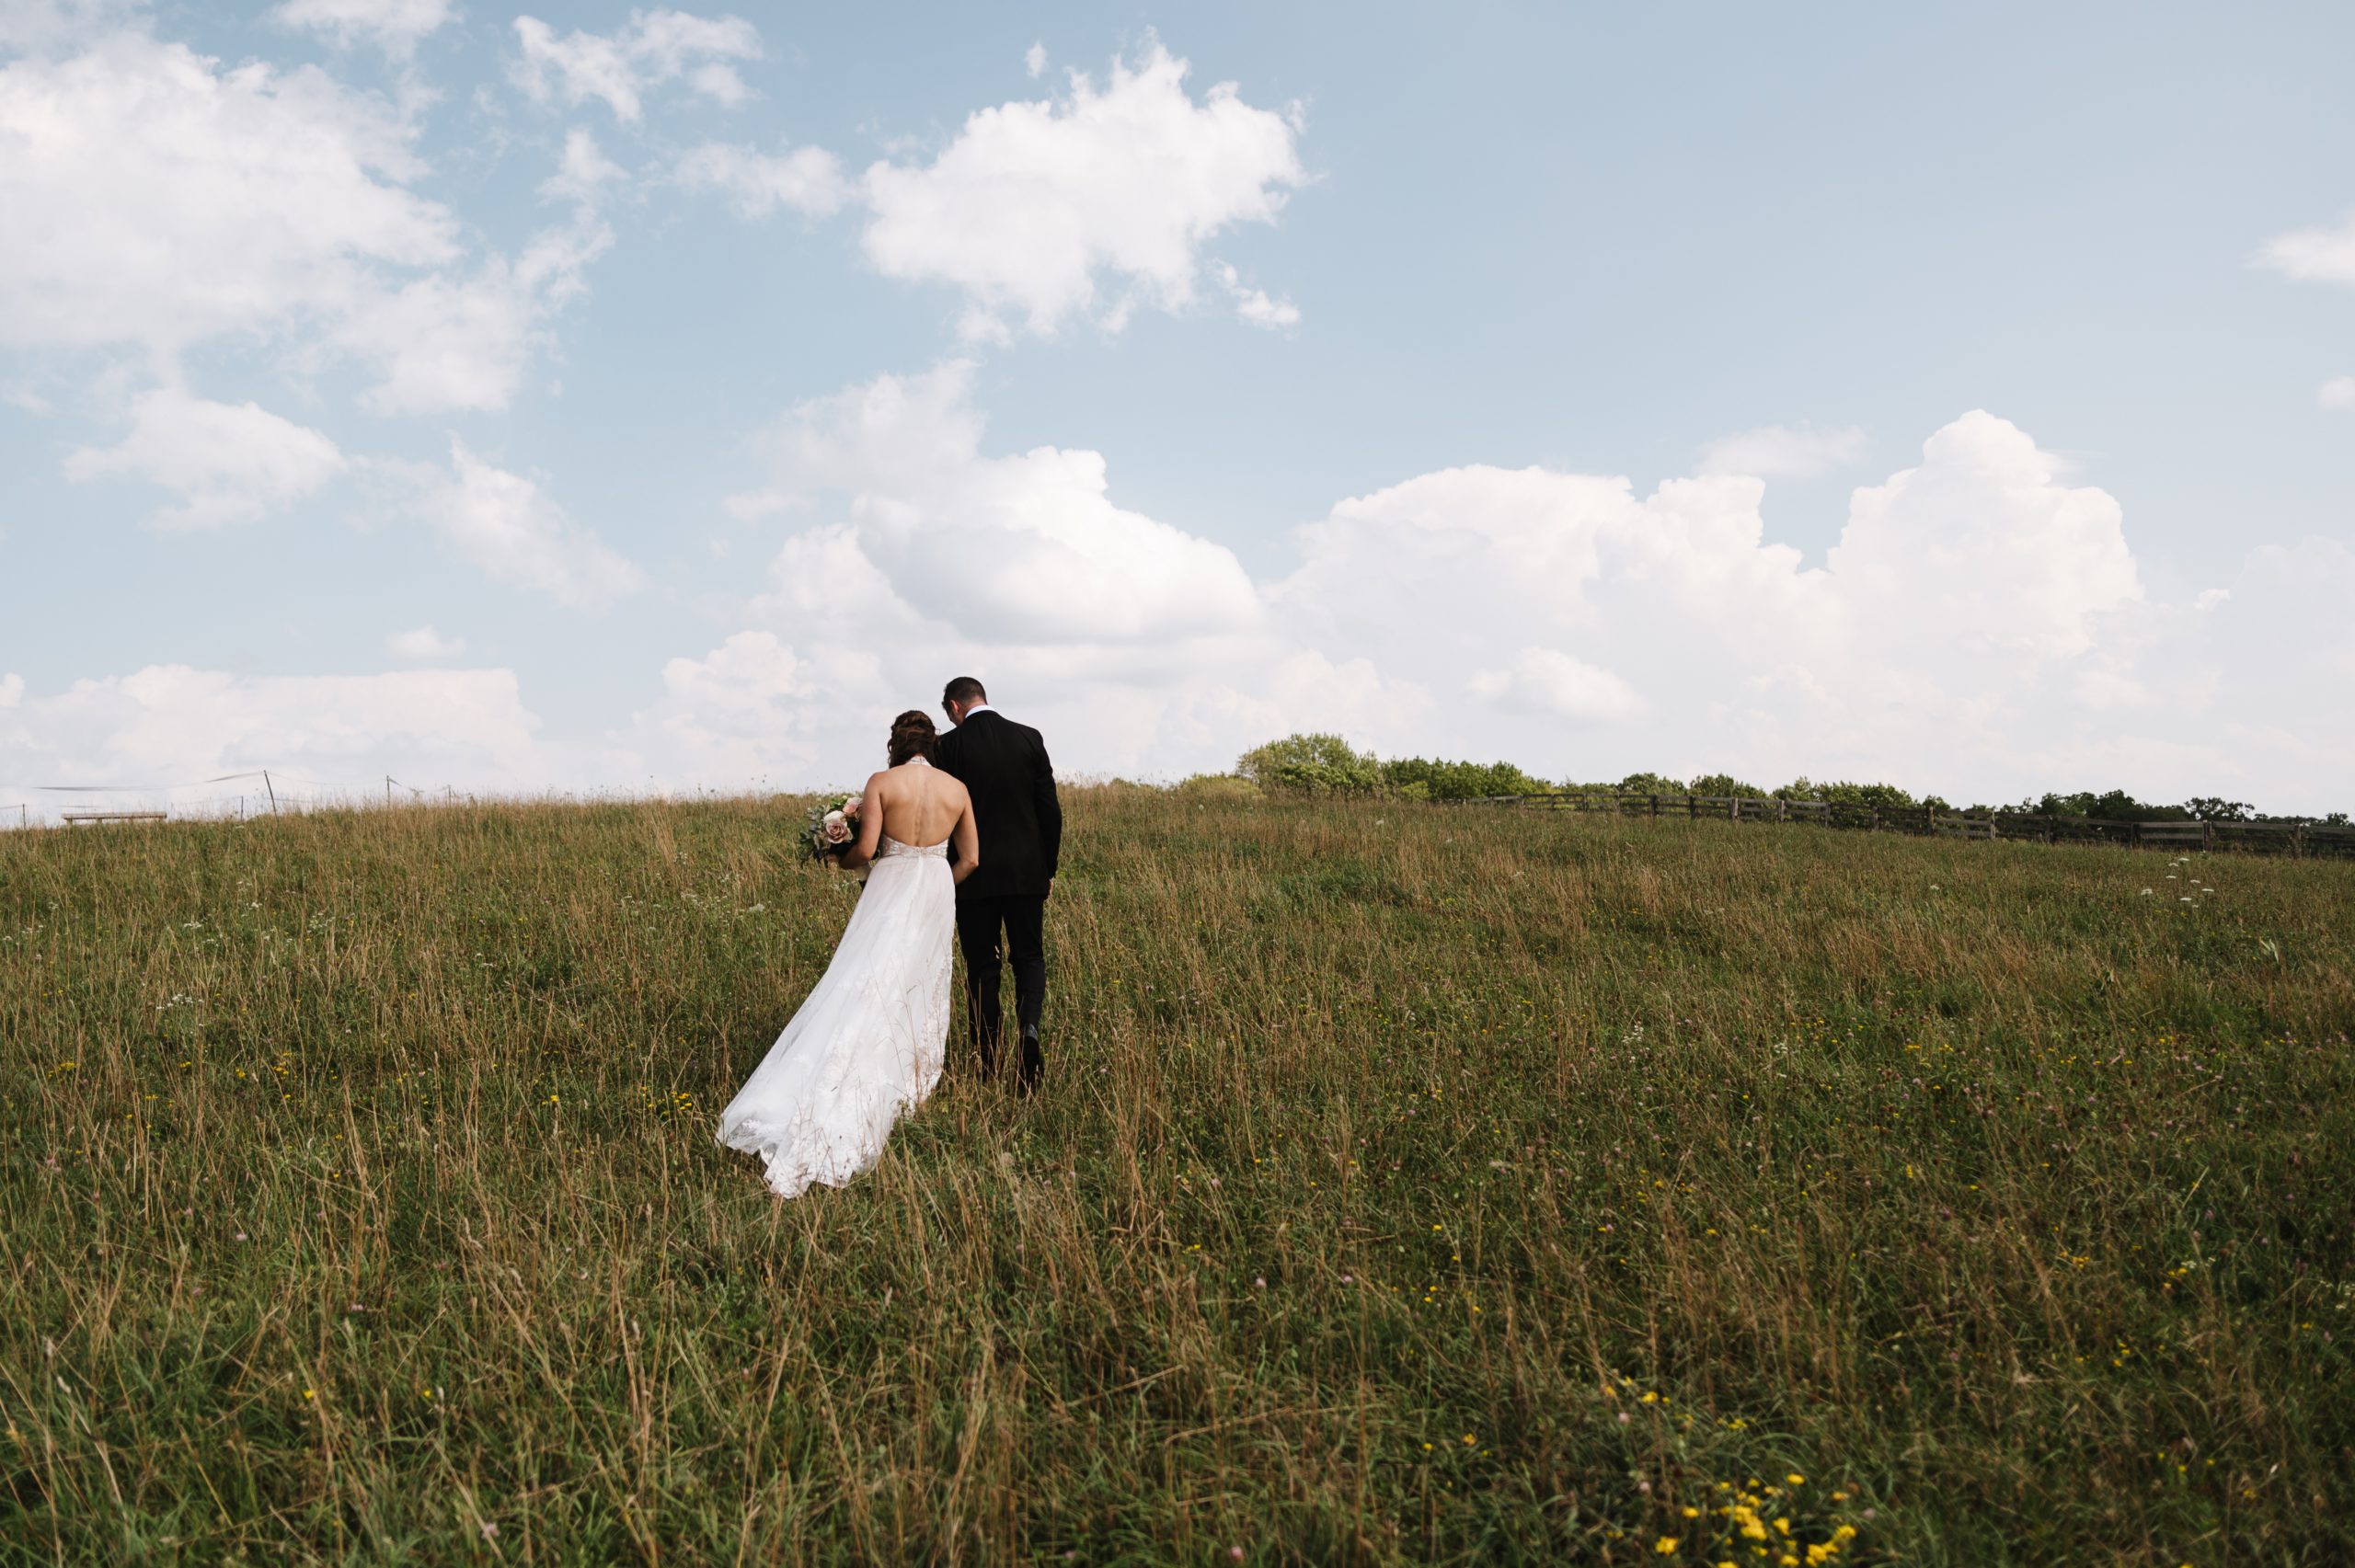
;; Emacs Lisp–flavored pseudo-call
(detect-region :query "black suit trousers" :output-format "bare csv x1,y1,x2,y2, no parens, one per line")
956,894,1045,1063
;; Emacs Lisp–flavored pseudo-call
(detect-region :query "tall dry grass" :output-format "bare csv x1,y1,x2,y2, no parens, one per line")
2,788,2350,1564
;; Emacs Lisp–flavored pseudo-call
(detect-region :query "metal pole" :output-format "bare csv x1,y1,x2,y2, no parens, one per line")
263,771,279,813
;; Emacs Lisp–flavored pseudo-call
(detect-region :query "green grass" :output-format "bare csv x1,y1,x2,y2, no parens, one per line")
3,789,2351,1564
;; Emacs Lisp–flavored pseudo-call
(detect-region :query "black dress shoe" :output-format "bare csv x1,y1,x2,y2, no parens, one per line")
1017,1029,1043,1096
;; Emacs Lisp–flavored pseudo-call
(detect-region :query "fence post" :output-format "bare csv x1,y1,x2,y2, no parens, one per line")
1650,794,1660,818
1870,807,1880,833
2202,819,2213,852
1687,794,1697,820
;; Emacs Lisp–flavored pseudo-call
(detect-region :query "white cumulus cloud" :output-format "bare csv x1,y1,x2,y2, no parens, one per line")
627,384,2355,808
0,34,454,352
1468,648,1648,724
272,0,456,55
1824,410,2140,661
627,630,820,784
0,30,608,414
1697,422,1867,479
385,624,465,659
2257,211,2355,285
744,360,1263,645
329,202,613,416
1212,260,1299,329
539,126,627,207
64,387,346,528
407,441,646,608
858,40,1306,339
0,665,551,821
2318,375,2355,411
510,8,762,123
0,0,141,53
675,140,850,218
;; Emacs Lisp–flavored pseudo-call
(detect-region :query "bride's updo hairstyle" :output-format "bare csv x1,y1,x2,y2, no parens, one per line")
888,710,938,766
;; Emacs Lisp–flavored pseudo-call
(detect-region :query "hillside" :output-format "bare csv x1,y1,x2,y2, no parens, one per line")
3,790,2350,1563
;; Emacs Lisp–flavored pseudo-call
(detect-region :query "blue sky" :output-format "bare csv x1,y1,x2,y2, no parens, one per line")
4,0,2353,818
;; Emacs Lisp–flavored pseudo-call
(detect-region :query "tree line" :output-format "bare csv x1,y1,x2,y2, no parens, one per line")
1178,733,2348,826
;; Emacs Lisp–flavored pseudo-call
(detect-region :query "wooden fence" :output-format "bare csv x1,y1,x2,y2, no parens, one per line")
1457,791,2355,859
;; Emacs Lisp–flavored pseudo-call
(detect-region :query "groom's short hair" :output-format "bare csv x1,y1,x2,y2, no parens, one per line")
943,676,987,705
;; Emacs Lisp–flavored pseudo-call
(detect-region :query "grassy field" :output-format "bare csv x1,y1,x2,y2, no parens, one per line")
2,788,2351,1564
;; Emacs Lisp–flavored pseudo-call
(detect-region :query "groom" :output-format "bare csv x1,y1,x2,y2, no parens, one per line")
935,677,1062,1094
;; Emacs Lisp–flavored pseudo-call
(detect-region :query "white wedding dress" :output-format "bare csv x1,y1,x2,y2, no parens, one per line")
716,806,956,1198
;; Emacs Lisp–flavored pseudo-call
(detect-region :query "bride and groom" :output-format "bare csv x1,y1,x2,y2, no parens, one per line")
715,677,1063,1198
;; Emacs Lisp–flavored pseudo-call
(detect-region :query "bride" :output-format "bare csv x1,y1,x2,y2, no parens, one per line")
717,711,979,1197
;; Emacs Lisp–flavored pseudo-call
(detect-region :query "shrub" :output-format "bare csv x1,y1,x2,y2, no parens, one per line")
1175,773,1263,804
1379,756,1548,801
1777,777,1920,811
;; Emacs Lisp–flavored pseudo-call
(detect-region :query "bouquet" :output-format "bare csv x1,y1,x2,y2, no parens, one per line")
806,792,864,871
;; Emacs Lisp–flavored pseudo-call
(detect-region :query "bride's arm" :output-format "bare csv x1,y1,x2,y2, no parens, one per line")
840,773,890,870
950,791,980,886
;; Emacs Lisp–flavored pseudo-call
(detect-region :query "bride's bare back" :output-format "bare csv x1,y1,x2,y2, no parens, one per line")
846,760,978,882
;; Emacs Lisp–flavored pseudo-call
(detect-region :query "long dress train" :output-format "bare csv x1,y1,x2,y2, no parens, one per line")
716,833,955,1197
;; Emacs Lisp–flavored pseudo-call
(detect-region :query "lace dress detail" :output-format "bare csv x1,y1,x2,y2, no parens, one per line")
715,824,956,1197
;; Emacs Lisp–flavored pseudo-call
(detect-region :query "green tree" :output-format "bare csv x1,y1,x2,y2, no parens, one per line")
1688,773,1769,799
1235,734,1383,795
2032,790,2188,822
1614,771,1687,796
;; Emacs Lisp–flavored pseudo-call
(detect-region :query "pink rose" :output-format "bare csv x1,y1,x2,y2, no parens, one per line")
842,795,862,818
821,811,852,843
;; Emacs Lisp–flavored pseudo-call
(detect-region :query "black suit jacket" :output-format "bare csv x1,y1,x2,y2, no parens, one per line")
936,709,1062,902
